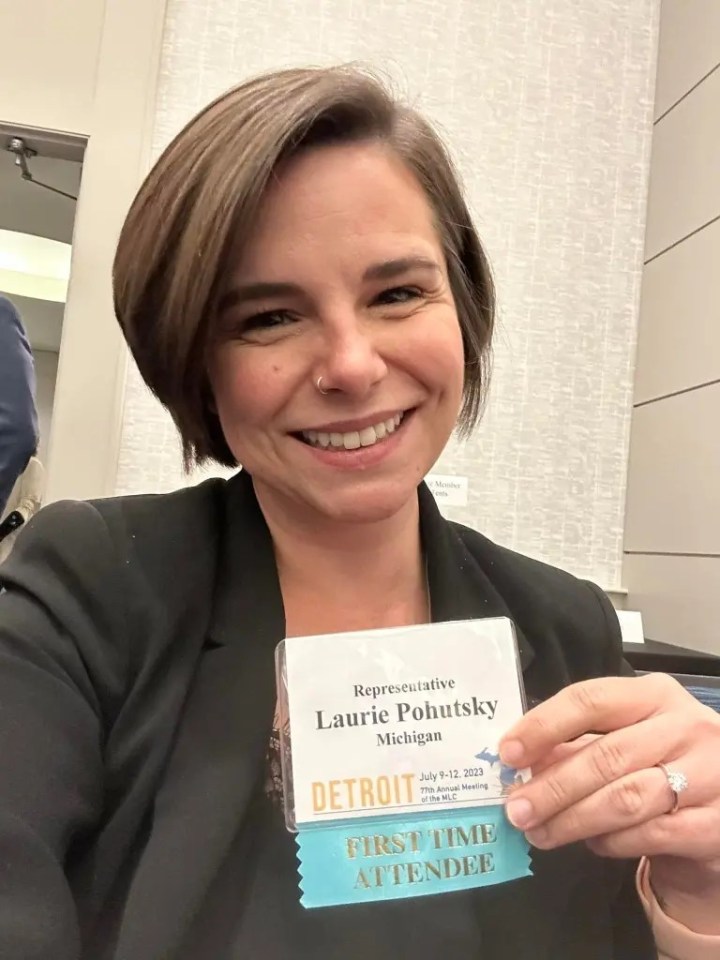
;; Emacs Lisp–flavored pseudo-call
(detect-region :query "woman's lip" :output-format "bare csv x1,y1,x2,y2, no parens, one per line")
293,408,411,435
296,409,412,467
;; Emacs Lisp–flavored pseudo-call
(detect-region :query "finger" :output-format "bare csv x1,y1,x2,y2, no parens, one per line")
508,714,684,830
585,806,720,860
523,766,677,850
529,734,600,776
522,745,717,851
500,674,685,768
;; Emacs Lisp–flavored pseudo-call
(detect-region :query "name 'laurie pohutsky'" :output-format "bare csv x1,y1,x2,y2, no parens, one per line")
313,676,499,748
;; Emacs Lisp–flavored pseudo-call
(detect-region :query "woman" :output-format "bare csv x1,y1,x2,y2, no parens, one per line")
0,66,718,959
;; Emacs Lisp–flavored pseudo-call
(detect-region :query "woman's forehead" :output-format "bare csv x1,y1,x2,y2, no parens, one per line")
231,143,442,279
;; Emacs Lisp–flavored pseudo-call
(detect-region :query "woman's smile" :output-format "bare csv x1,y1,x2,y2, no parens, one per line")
292,408,417,469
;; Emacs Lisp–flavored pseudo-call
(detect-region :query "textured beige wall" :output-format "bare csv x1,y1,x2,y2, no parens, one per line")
116,0,660,591
624,0,720,652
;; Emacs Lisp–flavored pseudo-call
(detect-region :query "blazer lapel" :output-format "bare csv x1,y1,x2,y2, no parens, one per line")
115,477,534,958
115,471,285,960
419,483,535,672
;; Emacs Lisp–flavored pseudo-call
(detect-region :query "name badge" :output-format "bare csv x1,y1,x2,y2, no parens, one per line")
276,618,532,907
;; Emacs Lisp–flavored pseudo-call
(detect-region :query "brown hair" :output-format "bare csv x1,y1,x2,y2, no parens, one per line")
113,65,495,468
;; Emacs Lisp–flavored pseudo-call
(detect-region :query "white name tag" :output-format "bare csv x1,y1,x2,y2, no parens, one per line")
278,618,527,827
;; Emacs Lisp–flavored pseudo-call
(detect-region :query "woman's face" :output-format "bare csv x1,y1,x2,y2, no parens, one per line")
208,142,465,525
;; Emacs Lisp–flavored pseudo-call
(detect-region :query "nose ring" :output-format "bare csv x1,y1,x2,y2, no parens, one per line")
316,376,329,396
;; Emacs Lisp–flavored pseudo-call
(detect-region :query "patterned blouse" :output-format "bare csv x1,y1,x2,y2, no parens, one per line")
266,706,288,811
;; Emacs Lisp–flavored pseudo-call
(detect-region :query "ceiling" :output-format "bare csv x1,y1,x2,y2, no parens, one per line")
0,146,82,352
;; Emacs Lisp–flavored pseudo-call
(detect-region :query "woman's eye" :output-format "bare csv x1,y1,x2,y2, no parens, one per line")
374,286,422,306
241,310,295,333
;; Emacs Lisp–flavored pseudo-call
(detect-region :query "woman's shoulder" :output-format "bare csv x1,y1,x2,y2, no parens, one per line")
2,476,238,629
450,520,621,676
451,520,603,593
14,474,232,559
0,476,238,709
0,474,238,632
92,473,231,526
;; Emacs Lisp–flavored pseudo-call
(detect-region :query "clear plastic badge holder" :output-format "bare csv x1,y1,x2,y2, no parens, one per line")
275,618,533,908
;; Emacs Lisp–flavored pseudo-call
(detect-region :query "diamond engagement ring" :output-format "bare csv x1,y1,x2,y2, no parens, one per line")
656,762,689,814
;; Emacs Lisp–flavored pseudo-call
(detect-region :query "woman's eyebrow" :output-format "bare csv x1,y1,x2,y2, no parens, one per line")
219,256,442,313
362,256,441,281
218,281,303,313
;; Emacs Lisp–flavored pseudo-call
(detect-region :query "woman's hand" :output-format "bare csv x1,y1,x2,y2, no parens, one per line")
499,674,720,932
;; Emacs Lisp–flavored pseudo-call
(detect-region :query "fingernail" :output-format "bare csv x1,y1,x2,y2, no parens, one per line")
525,826,548,847
505,797,535,829
499,739,525,766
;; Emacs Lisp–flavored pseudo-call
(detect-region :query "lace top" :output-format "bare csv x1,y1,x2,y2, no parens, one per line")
266,706,287,811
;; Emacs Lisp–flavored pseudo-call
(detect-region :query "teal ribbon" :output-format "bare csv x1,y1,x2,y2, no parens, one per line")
297,805,531,908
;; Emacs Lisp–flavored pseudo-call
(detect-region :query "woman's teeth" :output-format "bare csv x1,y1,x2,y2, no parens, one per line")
302,413,404,450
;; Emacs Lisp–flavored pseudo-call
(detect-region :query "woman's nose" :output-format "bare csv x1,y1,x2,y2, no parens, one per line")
316,325,388,397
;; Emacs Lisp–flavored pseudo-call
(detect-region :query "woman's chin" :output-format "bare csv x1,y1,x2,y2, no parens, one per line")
309,479,421,526
252,470,425,527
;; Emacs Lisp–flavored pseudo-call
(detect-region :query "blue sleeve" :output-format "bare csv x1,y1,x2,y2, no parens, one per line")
0,297,39,516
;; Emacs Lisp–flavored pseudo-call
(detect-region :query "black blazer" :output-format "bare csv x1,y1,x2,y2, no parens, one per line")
0,471,655,959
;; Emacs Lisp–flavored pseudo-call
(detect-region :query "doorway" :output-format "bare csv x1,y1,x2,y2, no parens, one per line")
0,124,86,486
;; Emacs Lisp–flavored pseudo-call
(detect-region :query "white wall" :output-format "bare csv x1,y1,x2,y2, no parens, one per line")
33,351,59,467
0,0,107,134
116,0,660,591
624,0,720,653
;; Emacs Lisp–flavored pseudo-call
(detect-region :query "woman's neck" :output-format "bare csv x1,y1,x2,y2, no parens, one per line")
254,484,428,636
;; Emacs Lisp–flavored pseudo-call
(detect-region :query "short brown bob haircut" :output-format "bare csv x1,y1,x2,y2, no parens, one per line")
113,65,495,469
